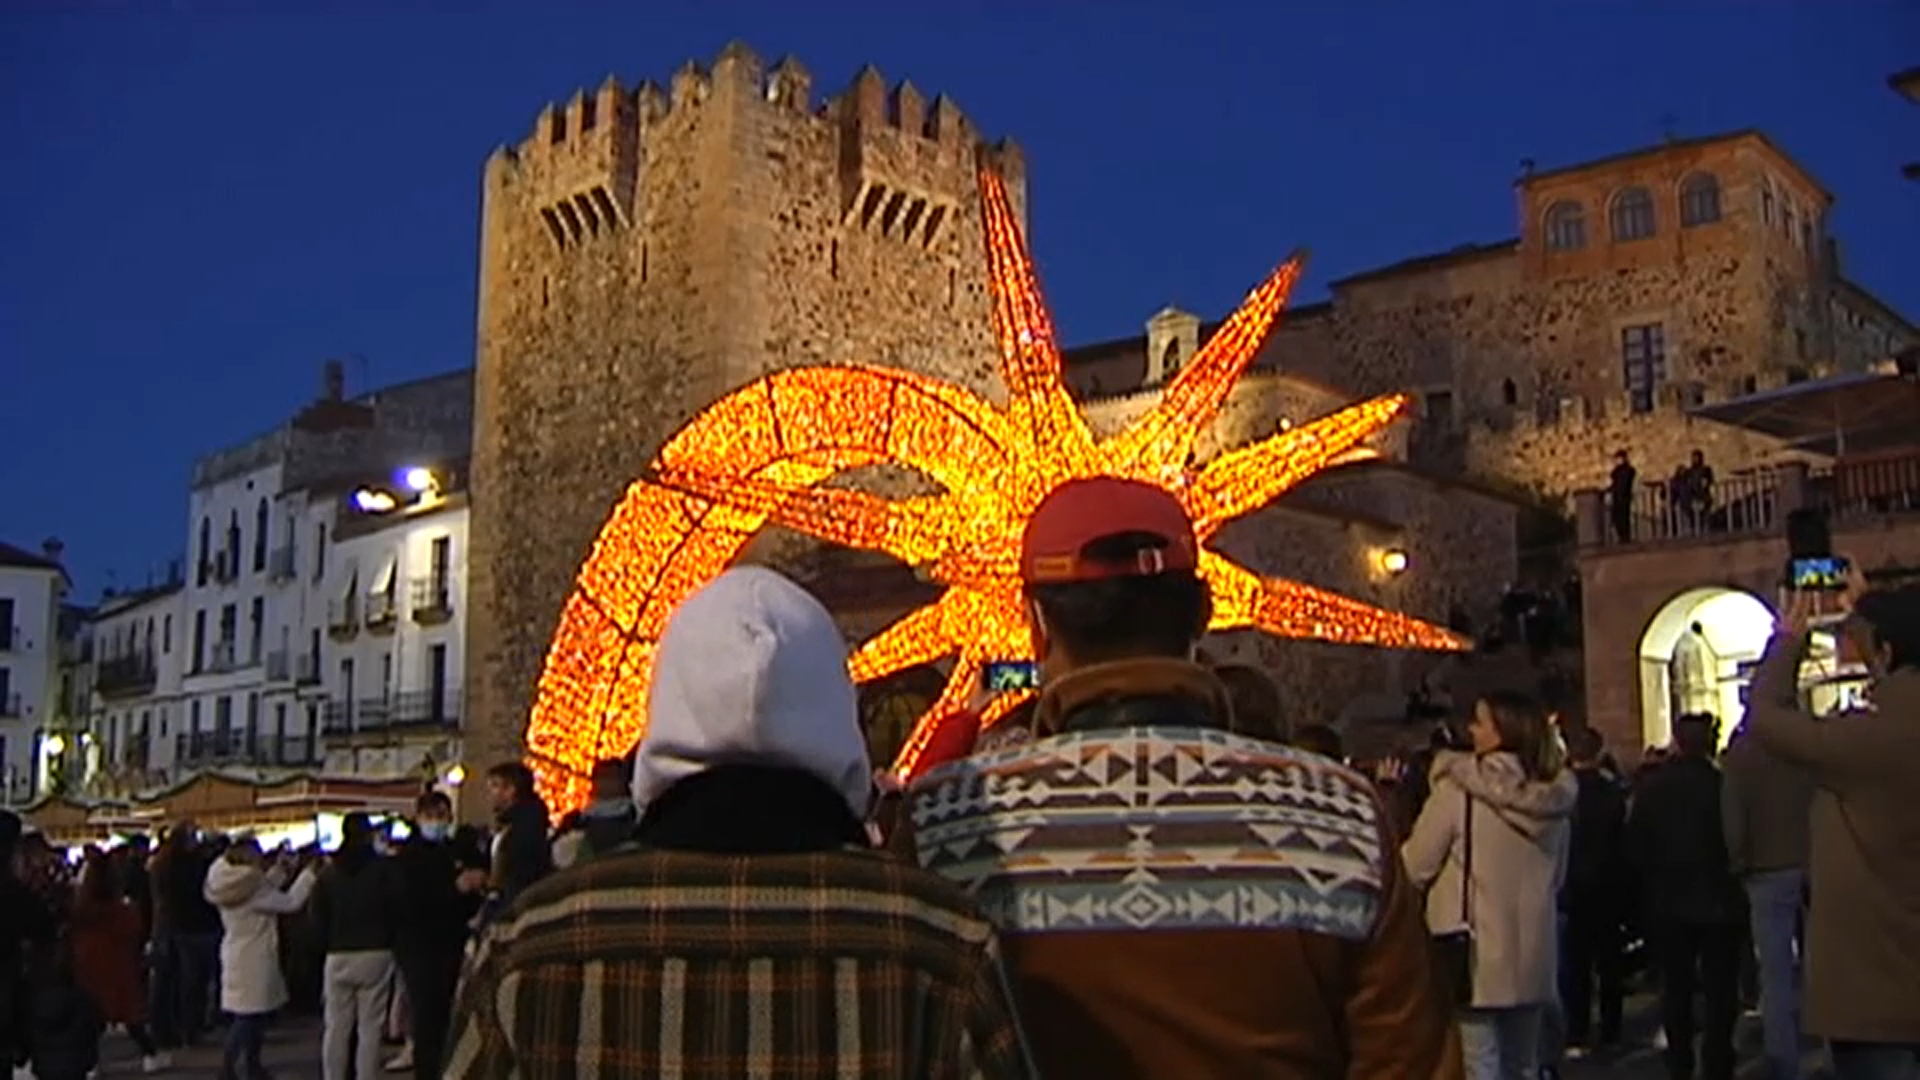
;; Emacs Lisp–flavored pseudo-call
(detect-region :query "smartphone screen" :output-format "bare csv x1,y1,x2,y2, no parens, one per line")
1789,555,1851,591
982,660,1040,692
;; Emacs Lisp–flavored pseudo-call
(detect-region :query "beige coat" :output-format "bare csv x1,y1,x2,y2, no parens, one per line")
1749,633,1920,1043
204,858,317,1016
1403,751,1575,1010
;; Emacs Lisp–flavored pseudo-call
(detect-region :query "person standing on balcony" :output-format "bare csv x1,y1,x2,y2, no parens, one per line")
1680,449,1716,532
1609,451,1637,543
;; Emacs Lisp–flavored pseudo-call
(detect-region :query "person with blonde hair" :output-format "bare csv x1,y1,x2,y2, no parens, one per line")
1404,689,1577,1080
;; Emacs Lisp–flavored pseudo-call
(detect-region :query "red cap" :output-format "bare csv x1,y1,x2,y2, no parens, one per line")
1020,477,1199,584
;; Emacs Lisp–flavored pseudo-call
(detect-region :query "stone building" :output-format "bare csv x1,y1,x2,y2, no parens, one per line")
467,45,1025,776
1191,131,1918,500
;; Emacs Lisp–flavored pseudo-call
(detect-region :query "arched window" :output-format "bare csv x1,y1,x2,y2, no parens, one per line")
1544,201,1586,251
1679,173,1721,226
1161,338,1182,378
252,498,269,572
197,517,212,585
226,512,241,578
1610,187,1656,242
1501,378,1518,407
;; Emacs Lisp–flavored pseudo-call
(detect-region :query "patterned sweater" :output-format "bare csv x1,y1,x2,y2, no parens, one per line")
443,845,1036,1079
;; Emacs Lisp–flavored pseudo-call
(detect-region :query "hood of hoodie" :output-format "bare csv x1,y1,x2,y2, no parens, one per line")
1433,749,1578,842
204,856,266,909
633,566,871,820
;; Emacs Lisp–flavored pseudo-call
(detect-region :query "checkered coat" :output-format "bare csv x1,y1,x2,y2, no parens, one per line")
443,846,1036,1079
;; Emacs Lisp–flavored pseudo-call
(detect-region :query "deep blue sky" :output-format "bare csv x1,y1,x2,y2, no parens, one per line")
4,2,1915,597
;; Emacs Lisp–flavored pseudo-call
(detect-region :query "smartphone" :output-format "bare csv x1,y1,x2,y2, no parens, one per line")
983,660,1040,692
1789,555,1851,592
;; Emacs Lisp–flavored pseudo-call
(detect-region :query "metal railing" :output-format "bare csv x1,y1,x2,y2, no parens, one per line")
1606,470,1783,545
326,599,358,637
365,589,398,628
265,650,291,681
96,653,158,696
268,545,298,582
410,577,453,622
319,690,459,736
295,651,322,685
207,639,239,673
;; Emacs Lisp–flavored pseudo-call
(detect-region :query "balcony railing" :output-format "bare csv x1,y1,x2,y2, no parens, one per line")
96,653,159,697
206,639,239,673
265,650,291,682
410,577,454,624
320,690,459,737
214,554,240,584
365,589,398,631
267,545,298,582
0,693,20,719
1580,451,1920,551
295,651,322,685
326,599,358,639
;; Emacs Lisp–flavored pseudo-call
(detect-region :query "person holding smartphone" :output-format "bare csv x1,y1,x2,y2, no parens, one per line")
1747,574,1920,1079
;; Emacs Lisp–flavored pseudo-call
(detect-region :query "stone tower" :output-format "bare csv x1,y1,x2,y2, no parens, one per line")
465,43,1026,780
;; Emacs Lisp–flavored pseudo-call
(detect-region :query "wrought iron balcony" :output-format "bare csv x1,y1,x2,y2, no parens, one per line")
96,653,158,697
365,589,398,631
320,691,459,737
206,639,239,673
295,651,322,685
264,650,291,682
326,599,358,639
410,577,454,624
268,545,298,582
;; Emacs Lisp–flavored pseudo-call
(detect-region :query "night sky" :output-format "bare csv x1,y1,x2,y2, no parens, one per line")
3,2,1915,596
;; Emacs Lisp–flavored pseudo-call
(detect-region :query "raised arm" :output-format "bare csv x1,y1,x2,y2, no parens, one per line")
1400,777,1461,891
249,866,318,916
1748,631,1894,783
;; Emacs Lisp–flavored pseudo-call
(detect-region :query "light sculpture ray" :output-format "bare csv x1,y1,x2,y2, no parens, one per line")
523,166,1469,814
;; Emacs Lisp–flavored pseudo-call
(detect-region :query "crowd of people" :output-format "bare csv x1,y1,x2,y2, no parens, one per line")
4,474,1917,1078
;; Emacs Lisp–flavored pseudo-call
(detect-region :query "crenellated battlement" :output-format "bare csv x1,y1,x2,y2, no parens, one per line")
486,43,1018,254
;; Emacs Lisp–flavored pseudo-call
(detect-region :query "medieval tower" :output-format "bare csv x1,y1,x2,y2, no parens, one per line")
465,43,1026,779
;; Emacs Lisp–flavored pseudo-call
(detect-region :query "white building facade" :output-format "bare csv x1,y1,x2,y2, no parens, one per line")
89,583,187,791
0,541,69,805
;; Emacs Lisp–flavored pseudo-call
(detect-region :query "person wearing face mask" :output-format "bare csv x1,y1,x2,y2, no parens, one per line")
391,792,482,1080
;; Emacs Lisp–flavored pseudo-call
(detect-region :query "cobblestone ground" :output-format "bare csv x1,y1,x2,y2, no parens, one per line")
89,997,1829,1079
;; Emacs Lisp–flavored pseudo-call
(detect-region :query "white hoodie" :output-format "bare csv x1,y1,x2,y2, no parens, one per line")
632,566,871,819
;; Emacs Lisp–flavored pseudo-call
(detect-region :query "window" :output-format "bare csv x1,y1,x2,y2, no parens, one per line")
1501,378,1518,407
1610,187,1656,242
1679,173,1721,226
1784,203,1798,243
0,599,12,650
226,513,241,578
248,598,264,663
1622,323,1668,414
190,698,201,732
313,524,327,582
1761,184,1775,226
197,517,212,586
1795,328,1808,359
1424,390,1454,428
192,610,206,672
1544,201,1586,251
215,696,233,747
252,499,269,573
162,615,171,653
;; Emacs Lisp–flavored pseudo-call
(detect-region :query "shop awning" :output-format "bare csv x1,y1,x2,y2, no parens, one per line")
1690,367,1920,457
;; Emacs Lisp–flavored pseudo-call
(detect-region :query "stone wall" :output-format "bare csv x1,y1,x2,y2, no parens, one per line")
466,45,1021,783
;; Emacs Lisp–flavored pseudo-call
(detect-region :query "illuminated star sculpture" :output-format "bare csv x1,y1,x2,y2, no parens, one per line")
523,166,1468,813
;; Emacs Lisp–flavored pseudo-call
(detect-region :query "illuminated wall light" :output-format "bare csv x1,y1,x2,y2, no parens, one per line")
402,467,437,493
352,488,398,513
520,167,1470,816
1377,548,1410,576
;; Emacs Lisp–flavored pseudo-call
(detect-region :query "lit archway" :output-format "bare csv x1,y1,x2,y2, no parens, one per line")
1637,587,1774,751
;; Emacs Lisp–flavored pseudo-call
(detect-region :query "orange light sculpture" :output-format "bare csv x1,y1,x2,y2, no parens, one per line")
524,167,1469,813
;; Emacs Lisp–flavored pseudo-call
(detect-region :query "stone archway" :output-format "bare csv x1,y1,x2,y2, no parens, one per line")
1637,587,1774,752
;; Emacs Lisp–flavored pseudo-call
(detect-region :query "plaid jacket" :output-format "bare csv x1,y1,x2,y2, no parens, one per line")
444,845,1036,1079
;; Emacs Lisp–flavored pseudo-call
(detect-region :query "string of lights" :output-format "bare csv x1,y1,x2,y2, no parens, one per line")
522,166,1468,814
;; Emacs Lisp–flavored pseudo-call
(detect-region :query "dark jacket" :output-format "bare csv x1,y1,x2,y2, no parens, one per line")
312,848,403,955
904,657,1462,1080
444,766,1036,1079
0,863,55,1065
394,837,484,958
1563,766,1629,911
27,953,103,1080
1720,728,1813,876
491,796,554,906
1626,754,1743,925
151,843,220,937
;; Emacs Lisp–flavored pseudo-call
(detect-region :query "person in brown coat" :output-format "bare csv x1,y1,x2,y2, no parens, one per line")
901,478,1461,1078
70,849,167,1070
1750,583,1920,1079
